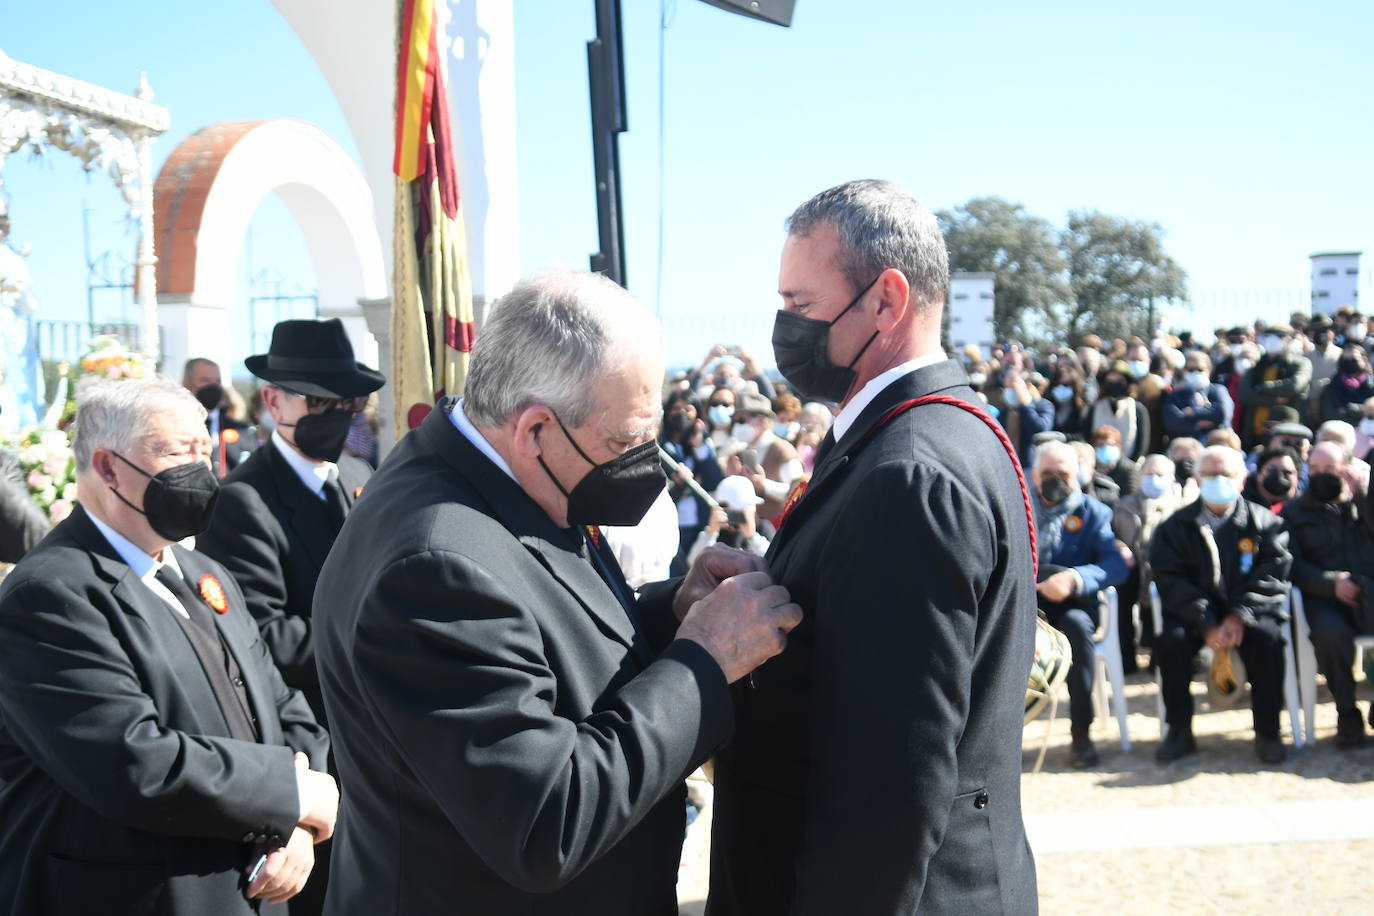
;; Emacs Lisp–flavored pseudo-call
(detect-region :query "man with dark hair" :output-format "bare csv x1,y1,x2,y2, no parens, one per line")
710,180,1038,914
183,357,253,477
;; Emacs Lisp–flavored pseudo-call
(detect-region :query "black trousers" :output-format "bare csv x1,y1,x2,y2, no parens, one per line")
1044,601,1098,729
1154,616,1285,738
1305,596,1363,714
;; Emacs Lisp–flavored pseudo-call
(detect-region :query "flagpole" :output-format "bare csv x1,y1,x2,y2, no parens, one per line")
586,0,628,288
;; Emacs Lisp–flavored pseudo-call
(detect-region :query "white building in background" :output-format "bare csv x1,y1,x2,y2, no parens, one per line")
1310,251,1361,314
948,271,995,356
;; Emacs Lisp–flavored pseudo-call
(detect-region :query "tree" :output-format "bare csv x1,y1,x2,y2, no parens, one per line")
936,197,1068,344
1059,211,1188,345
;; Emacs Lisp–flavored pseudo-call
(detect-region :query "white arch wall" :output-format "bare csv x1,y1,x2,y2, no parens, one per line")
160,120,386,379
269,0,520,303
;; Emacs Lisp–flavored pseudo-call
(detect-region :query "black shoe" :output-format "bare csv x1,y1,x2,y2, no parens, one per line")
1069,725,1099,769
1337,709,1367,750
1255,736,1286,764
1155,729,1198,762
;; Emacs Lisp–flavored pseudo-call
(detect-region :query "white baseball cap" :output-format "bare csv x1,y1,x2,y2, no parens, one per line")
714,475,763,508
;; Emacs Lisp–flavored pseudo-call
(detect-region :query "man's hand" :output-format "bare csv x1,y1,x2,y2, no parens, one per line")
673,544,765,621
294,753,338,843
671,464,693,487
705,506,728,535
675,571,803,683
1035,570,1078,604
245,826,315,904
1335,573,1363,607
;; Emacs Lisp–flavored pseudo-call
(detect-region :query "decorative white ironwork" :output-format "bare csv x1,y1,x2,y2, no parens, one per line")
0,49,169,362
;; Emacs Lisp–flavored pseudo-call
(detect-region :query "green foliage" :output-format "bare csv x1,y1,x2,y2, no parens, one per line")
936,197,1068,345
937,197,1187,347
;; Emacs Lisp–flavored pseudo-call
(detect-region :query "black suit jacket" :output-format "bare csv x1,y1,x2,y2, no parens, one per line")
197,440,371,723
313,400,732,915
708,360,1039,915
0,506,328,916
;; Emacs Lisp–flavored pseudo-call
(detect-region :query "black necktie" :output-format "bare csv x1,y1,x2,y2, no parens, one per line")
323,469,348,530
154,566,259,742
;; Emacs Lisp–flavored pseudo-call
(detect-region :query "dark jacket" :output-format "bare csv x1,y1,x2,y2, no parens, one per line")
1161,383,1234,440
1150,498,1292,632
313,401,731,915
1040,493,1130,600
209,413,255,478
994,396,1054,469
1281,492,1374,616
0,506,328,916
661,435,724,529
1237,352,1313,443
1317,373,1374,427
0,449,49,563
709,360,1038,915
197,439,371,724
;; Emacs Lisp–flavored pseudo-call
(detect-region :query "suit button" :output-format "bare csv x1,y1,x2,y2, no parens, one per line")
974,792,989,810
242,832,256,843
232,676,245,687
256,833,268,844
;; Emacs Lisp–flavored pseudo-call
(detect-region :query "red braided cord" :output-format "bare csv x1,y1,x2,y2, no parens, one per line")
871,395,1039,577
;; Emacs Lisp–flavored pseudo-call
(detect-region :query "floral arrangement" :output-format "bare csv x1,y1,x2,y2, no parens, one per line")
2,427,78,524
78,335,146,380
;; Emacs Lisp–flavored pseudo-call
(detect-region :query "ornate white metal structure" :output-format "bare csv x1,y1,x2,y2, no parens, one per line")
0,49,169,363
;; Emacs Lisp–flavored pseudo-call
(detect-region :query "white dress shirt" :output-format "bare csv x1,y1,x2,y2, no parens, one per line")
87,510,189,618
271,429,334,500
449,397,518,482
832,351,947,444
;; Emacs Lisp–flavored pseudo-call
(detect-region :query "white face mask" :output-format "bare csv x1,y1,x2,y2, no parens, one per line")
731,422,757,444
773,421,799,441
1360,418,1374,438
1262,336,1283,355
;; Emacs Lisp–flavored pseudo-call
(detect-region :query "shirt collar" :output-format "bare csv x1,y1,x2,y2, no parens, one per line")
832,352,946,443
450,398,517,482
271,428,334,495
86,508,183,581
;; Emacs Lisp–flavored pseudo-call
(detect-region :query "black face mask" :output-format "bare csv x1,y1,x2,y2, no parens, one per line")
537,415,666,527
667,412,695,436
1104,379,1129,399
1039,475,1072,507
771,275,882,403
280,409,354,463
110,452,220,541
1307,472,1343,504
1261,469,1294,498
194,384,224,412
1338,358,1363,376
1175,459,1196,485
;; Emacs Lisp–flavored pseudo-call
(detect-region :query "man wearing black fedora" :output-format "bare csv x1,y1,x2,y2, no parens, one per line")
198,318,383,916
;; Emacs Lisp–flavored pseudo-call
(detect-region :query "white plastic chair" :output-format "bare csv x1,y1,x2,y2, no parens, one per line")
1091,587,1131,751
1354,635,1374,679
1151,583,1306,747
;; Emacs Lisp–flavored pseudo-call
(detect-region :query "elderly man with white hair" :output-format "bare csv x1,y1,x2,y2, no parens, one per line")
1150,445,1292,764
1113,453,1186,663
313,270,802,916
0,377,336,914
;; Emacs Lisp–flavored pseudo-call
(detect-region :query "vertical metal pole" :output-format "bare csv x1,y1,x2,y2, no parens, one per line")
587,0,628,287
135,132,159,367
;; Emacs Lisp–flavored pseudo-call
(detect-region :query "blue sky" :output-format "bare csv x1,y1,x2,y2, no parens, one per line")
4,0,1372,371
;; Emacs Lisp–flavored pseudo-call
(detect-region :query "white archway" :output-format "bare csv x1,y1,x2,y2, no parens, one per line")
154,118,386,378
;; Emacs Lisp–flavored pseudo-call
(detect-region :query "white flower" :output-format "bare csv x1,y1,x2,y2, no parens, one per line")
61,482,77,501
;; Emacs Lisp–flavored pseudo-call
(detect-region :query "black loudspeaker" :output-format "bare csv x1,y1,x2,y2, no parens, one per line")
698,0,795,27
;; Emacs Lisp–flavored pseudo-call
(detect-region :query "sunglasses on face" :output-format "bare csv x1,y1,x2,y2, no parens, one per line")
278,387,367,415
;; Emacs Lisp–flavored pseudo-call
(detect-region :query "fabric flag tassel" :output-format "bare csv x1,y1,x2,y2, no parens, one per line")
392,0,476,438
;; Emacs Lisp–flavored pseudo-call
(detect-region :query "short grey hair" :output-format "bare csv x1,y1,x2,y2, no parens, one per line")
465,270,661,428
785,179,950,312
1316,420,1356,455
1141,453,1175,477
72,376,206,472
1033,440,1078,471
1199,445,1245,477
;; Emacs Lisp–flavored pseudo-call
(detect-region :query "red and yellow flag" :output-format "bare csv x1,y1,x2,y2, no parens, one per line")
392,0,475,437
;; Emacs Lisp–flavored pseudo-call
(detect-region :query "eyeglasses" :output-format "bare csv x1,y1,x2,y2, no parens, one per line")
277,386,367,415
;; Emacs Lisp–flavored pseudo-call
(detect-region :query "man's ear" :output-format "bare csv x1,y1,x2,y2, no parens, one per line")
873,267,912,332
511,404,557,460
91,450,117,486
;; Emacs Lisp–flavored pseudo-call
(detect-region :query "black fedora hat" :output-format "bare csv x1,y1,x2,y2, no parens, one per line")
245,318,385,399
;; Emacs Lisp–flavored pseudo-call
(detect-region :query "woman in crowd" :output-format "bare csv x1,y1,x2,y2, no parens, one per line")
659,390,724,573
1317,344,1374,427
1088,360,1151,460
1047,362,1090,441
703,385,737,451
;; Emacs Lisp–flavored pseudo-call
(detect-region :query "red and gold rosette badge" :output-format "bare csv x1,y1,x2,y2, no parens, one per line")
1064,515,1083,533
1237,538,1255,554
198,574,229,614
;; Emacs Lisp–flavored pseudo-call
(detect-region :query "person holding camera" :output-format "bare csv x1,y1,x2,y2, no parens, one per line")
686,475,770,564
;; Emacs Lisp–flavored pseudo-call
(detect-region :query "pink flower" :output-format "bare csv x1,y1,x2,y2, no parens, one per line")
48,499,73,524
42,455,67,476
26,469,46,490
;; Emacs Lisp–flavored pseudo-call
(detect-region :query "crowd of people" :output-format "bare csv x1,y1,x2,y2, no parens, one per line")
0,174,1368,915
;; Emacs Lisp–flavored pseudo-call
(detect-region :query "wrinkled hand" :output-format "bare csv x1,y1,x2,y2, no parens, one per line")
705,505,728,535
673,543,766,621
1206,614,1245,651
1035,570,1077,604
295,753,338,843
1335,573,1363,607
245,826,314,904
676,570,803,683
